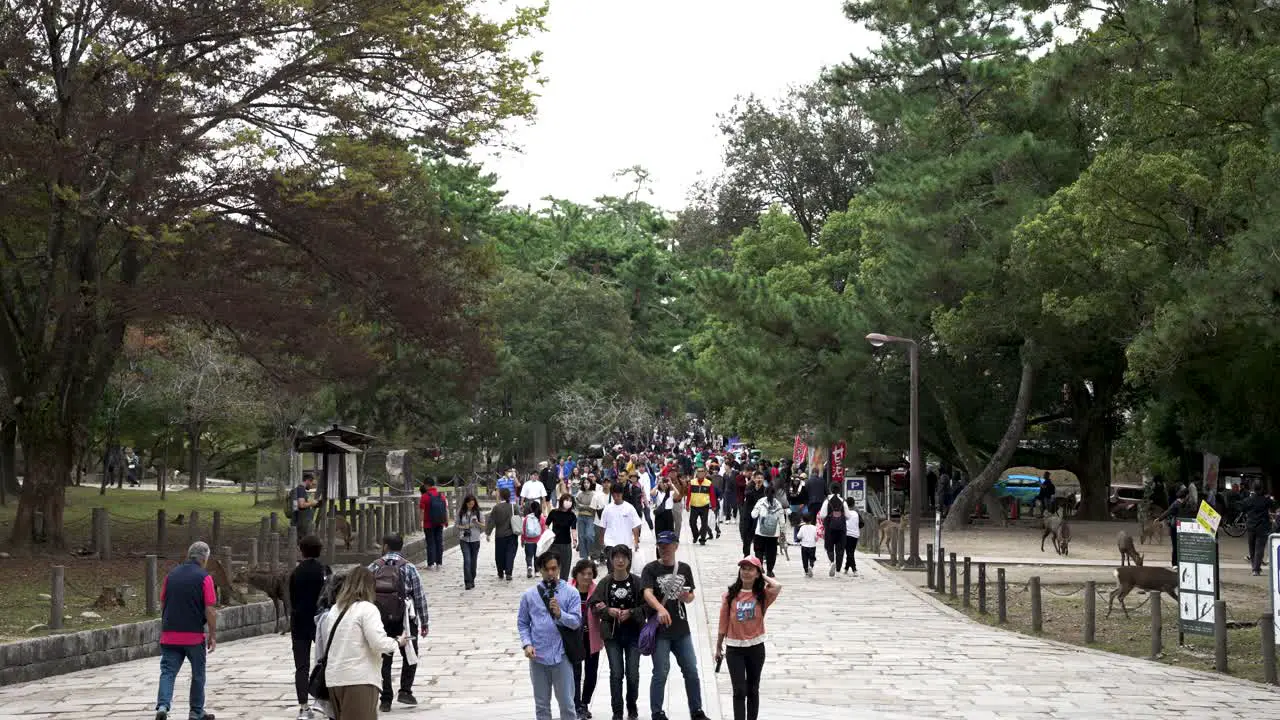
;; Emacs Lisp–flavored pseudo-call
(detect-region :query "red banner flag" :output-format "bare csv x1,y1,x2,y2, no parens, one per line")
792,435,807,465
831,441,848,482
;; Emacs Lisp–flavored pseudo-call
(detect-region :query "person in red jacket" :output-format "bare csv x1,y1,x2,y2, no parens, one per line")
419,478,450,571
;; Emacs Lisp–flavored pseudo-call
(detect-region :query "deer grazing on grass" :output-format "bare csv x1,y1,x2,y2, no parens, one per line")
1117,531,1144,567
1107,565,1178,618
1040,509,1070,556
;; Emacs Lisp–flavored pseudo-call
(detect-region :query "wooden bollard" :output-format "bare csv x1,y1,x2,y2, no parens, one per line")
926,543,935,589
962,557,971,608
270,532,280,573
1030,576,1042,633
935,546,945,592
91,508,102,555
997,568,1007,623
325,516,336,565
1215,599,1228,672
145,555,159,616
375,505,385,542
1151,591,1163,657
1084,580,1096,643
258,518,269,559
1262,614,1277,685
50,565,65,629
220,546,233,565
978,563,987,614
249,537,259,568
188,510,200,545
359,508,370,553
156,509,167,556
897,523,906,565
948,553,957,598
287,526,298,559
211,511,222,550
101,509,112,560
270,511,279,534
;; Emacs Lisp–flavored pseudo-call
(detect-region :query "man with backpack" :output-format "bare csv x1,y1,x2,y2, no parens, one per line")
817,490,849,577
419,478,450,571
369,534,430,713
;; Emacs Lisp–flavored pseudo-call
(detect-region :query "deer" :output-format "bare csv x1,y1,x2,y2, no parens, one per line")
234,567,292,633
333,514,354,551
878,514,907,554
1139,517,1163,545
1117,530,1143,566
206,557,247,607
1040,509,1070,556
1108,565,1178,618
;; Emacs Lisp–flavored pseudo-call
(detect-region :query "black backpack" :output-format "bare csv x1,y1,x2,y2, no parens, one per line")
372,558,407,625
825,498,848,536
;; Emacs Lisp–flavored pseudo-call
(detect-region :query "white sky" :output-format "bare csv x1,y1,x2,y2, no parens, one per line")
474,0,876,212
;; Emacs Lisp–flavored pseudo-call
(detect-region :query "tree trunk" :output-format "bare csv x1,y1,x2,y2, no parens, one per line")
0,420,15,506
9,433,74,549
1070,405,1113,520
187,422,202,491
944,351,1037,532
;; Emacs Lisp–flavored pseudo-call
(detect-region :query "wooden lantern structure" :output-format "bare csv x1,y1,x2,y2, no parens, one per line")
294,425,376,515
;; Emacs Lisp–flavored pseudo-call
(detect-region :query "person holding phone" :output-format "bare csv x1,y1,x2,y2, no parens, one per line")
713,556,781,720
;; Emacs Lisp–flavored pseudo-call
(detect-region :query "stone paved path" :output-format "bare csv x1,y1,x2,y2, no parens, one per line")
2,518,1279,719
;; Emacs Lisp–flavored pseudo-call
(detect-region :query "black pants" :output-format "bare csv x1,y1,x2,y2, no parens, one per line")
1169,524,1178,566
844,536,859,571
690,506,710,542
573,649,600,711
655,509,674,535
801,546,816,574
290,621,314,706
1248,527,1269,573
739,519,754,557
752,536,778,575
495,534,518,578
825,535,845,572
726,643,765,720
425,526,444,566
380,619,418,703
552,543,572,581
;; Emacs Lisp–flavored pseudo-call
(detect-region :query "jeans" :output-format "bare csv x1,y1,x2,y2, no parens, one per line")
726,643,765,720
577,516,596,560
156,643,207,719
380,619,418,703
1248,527,1269,573
825,535,845,573
425,526,444,567
690,506,710,542
495,534,518,577
529,656,578,720
290,622,314,706
462,540,480,586
844,536,859,571
752,536,778,575
572,650,600,711
552,543,573,581
525,541,538,569
642,504,654,530
801,546,816,574
604,639,640,715
651,632,702,717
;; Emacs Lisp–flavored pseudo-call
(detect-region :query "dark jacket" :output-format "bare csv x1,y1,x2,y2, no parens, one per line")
588,573,644,642
804,474,827,506
161,561,210,635
742,484,768,525
1242,493,1274,531
486,502,516,538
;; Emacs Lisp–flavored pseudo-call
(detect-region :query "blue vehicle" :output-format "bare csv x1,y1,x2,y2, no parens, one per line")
993,474,1045,503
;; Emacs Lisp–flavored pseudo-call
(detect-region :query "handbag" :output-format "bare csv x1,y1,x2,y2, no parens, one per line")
307,606,349,701
637,613,659,656
539,584,586,663
536,526,556,554
509,506,524,536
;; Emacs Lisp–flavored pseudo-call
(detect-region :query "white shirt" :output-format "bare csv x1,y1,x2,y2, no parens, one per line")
321,600,400,689
600,501,642,547
651,487,677,512
797,524,818,548
521,480,547,502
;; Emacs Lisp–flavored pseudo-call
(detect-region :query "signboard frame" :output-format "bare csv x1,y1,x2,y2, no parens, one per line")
845,476,867,513
1177,519,1220,642
1271,534,1280,647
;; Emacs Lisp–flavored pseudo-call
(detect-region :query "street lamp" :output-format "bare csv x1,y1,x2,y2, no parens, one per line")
866,332,924,567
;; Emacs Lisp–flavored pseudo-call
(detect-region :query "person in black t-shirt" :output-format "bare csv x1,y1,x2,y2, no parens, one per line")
589,545,644,720
288,534,329,719
548,495,579,582
641,531,707,720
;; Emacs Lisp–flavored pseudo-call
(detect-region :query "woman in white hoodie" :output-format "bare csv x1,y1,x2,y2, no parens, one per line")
319,567,406,719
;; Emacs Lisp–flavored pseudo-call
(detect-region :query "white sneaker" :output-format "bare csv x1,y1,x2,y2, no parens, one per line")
828,561,837,577
297,707,314,720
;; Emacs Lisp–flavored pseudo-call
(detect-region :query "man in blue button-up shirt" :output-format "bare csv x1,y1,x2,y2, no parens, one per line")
518,551,582,720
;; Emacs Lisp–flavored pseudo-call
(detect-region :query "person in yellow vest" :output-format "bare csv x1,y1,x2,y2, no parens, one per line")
685,467,718,546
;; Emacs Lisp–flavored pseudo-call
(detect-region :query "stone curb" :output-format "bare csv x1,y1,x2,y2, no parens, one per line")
871,558,1280,694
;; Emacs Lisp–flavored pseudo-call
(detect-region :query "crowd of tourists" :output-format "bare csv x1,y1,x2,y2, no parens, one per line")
151,441,861,720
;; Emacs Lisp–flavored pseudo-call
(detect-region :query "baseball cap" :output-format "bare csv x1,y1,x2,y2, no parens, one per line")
739,556,763,570
656,530,679,545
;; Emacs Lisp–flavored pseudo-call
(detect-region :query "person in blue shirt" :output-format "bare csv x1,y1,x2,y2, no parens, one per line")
496,469,518,505
518,551,583,720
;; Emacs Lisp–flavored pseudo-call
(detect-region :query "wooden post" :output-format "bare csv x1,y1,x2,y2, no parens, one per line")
287,526,298,560
188,510,200,545
926,543,935,589
50,565,65,630
948,552,957,599
145,555,159,616
978,563,987,614
258,517,269,560
220,546,233,565
1262,614,1277,685
1084,580,1096,643
1030,576,1042,633
962,557,971,609
1214,599,1228,672
997,568,1007,624
91,508,102,555
249,537,259,568
1151,591,1163,658
156,509,167,557
325,515,336,565
269,511,279,534
935,545,945,592
101,509,112,560
376,504,385,541
211,511,222,551
897,523,906,566
358,507,369,553
270,532,280,573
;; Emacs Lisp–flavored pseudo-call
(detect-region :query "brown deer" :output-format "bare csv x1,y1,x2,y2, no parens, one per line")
1139,517,1163,545
1040,510,1070,555
334,514,353,550
206,558,247,606
234,567,292,633
877,514,906,554
1107,566,1178,618
1117,531,1143,566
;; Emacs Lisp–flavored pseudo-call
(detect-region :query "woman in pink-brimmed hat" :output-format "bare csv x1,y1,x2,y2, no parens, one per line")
713,556,781,720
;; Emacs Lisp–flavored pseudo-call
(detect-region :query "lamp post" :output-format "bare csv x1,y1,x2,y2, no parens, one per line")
867,332,924,566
